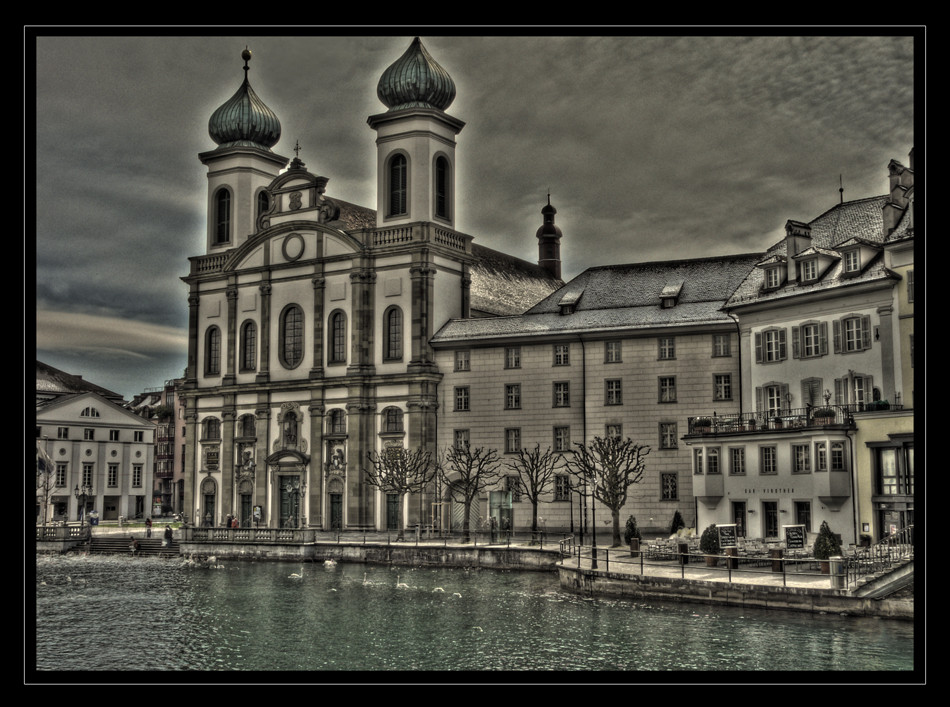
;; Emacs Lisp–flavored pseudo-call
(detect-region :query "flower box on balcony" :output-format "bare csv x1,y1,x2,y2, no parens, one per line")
813,408,836,425
693,418,711,433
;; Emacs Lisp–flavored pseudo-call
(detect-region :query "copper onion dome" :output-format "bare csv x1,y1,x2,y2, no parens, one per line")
377,37,456,111
208,48,282,150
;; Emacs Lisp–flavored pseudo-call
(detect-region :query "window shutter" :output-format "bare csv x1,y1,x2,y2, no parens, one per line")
791,326,800,359
819,321,828,356
754,333,762,363
778,328,787,360
755,387,763,413
780,383,790,412
834,378,843,405
832,320,841,353
861,315,872,350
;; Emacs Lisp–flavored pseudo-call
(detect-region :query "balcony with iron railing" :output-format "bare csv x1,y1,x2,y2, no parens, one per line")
686,402,901,437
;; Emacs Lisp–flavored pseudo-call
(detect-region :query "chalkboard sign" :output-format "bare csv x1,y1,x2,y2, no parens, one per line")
784,524,806,549
717,524,737,548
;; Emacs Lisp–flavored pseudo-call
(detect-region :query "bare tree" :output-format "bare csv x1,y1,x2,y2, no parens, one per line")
504,444,561,537
564,436,650,547
36,440,56,525
437,443,501,542
364,446,436,541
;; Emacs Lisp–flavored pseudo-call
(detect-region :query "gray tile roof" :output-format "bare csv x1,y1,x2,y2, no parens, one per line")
35,360,124,404
432,253,763,345
725,195,900,308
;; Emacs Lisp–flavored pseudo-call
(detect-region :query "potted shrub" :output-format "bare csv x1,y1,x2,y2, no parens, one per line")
624,515,643,557
693,417,711,433
700,523,720,566
813,407,836,425
813,520,843,573
773,416,783,429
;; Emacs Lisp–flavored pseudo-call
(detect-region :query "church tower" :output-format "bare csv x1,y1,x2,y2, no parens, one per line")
367,37,465,229
199,48,289,253
537,195,563,279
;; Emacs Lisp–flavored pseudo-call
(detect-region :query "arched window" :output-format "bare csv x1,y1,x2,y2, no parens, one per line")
279,305,304,369
435,155,449,219
383,407,404,433
389,154,407,216
214,188,231,245
205,326,221,376
203,417,221,440
239,414,256,438
327,409,346,435
240,320,257,371
329,310,347,364
384,306,403,361
257,190,271,219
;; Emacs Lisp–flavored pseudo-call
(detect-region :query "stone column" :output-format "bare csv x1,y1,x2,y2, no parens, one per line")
257,281,272,383
182,406,198,525
308,399,325,527
224,284,238,385
310,274,325,379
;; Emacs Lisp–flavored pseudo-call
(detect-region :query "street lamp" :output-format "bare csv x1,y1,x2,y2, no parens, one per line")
74,483,92,530
590,476,598,570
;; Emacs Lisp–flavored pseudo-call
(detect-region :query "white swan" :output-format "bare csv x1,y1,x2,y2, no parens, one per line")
452,592,462,598
324,559,336,567
289,566,304,579
432,586,445,593
396,575,409,589
362,572,370,585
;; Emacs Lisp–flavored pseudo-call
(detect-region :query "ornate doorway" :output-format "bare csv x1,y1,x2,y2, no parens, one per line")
279,475,302,528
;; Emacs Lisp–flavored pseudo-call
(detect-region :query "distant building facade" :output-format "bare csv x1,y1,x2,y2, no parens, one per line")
36,363,156,523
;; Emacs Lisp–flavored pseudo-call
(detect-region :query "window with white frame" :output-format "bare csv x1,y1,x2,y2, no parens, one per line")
553,344,570,366
605,340,622,363
505,474,521,502
553,381,570,407
454,350,470,371
505,347,521,369
132,464,142,487
793,444,811,473
454,429,470,449
795,501,812,533
713,374,732,401
837,315,872,353
794,321,827,358
707,447,720,474
830,442,845,471
765,266,783,289
109,429,120,441
730,447,745,475
134,430,144,443
658,337,675,360
816,442,827,471
606,424,623,440
605,379,622,405
57,427,69,439
84,429,95,441
659,422,677,449
82,463,94,487
760,446,777,475
843,249,860,273
800,258,818,281
756,328,787,362
555,474,571,501
505,428,521,453
505,384,521,409
56,463,67,487
694,448,703,474
553,426,571,452
454,387,470,412
659,376,676,403
108,464,118,487
712,334,731,357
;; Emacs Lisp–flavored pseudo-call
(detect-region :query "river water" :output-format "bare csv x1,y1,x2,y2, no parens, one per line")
32,553,915,677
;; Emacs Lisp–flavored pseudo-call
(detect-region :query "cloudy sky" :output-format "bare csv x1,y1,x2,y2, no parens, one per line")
31,30,918,400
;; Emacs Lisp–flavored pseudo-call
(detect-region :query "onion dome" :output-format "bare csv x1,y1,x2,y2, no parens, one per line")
377,37,456,111
208,48,281,150
536,195,563,240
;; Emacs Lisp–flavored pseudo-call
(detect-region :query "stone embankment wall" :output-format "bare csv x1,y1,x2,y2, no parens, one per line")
557,567,913,620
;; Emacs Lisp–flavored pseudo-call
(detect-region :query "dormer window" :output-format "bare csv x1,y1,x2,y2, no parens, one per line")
800,258,819,282
843,250,860,273
764,266,783,290
660,281,683,308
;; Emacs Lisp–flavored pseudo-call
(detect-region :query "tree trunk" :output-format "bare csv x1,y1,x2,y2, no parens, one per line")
611,510,622,547
396,491,406,542
462,499,472,543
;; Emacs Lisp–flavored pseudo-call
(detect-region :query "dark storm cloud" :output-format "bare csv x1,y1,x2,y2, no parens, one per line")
32,32,917,398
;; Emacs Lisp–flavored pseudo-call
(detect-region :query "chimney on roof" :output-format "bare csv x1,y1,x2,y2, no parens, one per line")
784,220,811,283
536,194,563,279
883,152,914,235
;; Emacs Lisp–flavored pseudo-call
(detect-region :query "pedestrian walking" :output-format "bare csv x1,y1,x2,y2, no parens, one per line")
145,517,152,538
163,525,173,547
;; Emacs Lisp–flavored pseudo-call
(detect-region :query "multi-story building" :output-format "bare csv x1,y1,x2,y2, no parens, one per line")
431,252,763,535
684,151,915,546
36,362,156,523
179,40,560,529
128,379,187,518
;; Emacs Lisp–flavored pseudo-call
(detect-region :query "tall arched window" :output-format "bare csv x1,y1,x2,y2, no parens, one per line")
329,310,347,364
202,417,221,440
205,326,221,376
214,188,231,244
389,154,407,216
384,306,403,361
240,320,257,371
383,407,404,433
435,155,449,219
279,305,304,369
257,190,271,219
327,409,346,435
